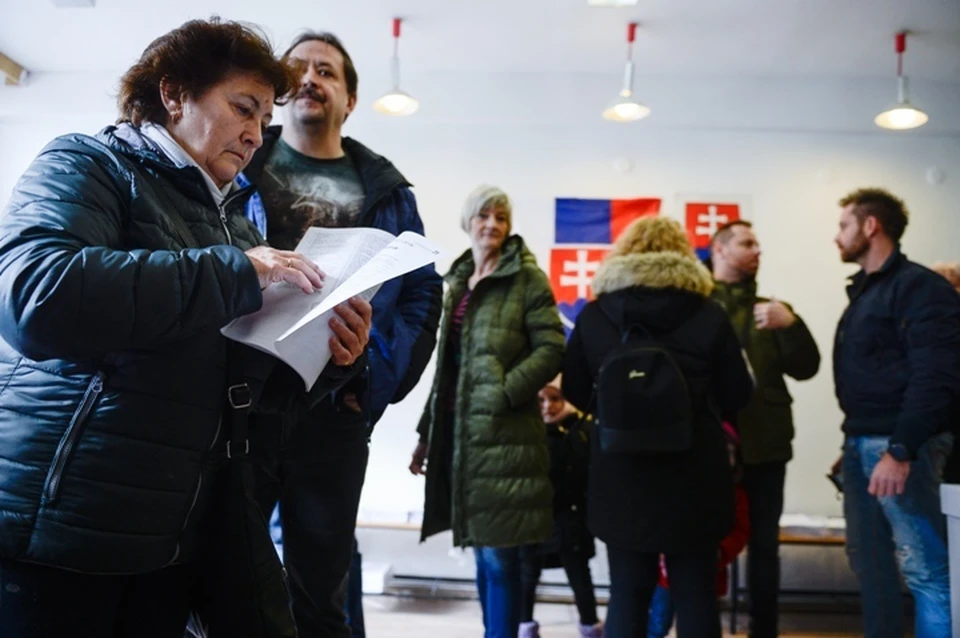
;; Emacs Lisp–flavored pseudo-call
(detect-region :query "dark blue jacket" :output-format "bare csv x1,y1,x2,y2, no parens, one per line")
0,125,355,575
240,129,442,421
834,249,960,457
0,125,268,574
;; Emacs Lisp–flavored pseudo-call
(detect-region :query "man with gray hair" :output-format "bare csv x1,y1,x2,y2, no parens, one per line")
239,31,442,638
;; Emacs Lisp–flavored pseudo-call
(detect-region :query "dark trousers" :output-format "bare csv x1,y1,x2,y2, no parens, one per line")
741,461,787,638
605,545,720,638
519,545,599,626
345,537,366,637
250,397,370,638
0,557,193,638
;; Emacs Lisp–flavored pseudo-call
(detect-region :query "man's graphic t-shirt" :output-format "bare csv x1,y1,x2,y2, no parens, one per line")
258,138,366,250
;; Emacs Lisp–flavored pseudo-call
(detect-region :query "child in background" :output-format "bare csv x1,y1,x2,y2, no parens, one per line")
519,377,603,638
646,422,750,638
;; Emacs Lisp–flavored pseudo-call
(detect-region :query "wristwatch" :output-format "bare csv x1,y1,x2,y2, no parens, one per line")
887,443,911,463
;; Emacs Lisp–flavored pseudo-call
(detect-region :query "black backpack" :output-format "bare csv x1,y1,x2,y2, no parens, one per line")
591,314,694,455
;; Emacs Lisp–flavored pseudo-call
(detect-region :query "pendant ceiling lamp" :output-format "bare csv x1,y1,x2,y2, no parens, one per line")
373,18,420,116
875,31,928,131
602,22,650,123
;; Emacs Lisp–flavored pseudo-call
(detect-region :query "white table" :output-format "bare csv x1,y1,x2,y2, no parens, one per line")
940,484,960,638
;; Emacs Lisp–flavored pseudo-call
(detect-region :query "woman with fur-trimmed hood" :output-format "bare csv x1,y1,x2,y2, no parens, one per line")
562,217,753,638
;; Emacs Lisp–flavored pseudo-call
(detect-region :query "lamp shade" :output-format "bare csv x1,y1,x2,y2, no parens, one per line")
875,33,928,131
373,90,420,116
601,25,649,123
875,104,929,130
374,19,419,117
602,92,651,122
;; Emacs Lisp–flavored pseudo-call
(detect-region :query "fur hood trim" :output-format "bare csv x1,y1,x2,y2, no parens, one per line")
592,252,714,297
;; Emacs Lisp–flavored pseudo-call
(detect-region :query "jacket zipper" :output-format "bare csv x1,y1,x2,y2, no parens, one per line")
169,186,251,564
218,203,233,246
217,187,255,247
44,372,106,503
167,414,223,566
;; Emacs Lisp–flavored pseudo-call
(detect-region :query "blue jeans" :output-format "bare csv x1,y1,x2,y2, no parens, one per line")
843,434,953,638
647,584,674,638
474,546,523,638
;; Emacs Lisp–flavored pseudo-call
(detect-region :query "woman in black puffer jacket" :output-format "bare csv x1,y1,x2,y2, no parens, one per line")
0,19,370,638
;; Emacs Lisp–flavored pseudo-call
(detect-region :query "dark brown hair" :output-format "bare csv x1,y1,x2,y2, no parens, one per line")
710,220,753,249
839,188,909,242
118,17,298,126
282,31,359,98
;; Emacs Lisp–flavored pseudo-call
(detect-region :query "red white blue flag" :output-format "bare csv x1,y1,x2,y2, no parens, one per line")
684,201,742,262
550,198,660,337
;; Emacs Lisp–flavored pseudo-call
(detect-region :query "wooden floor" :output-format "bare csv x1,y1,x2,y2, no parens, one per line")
360,596,867,637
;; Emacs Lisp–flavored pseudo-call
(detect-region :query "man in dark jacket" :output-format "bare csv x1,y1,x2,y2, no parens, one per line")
239,32,443,638
709,220,820,638
833,188,960,638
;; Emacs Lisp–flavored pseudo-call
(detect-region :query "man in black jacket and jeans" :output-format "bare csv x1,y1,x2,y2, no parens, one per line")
240,32,443,638
833,188,960,638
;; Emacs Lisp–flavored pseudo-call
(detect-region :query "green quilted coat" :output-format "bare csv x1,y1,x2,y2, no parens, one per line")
417,235,564,547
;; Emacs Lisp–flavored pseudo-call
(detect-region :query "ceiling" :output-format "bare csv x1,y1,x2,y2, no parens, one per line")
2,0,959,82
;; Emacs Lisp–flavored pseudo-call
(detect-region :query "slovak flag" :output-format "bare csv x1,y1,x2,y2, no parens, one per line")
555,198,661,245
685,202,741,262
550,198,661,337
550,247,609,335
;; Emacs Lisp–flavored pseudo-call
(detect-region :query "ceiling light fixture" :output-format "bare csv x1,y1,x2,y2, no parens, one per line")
602,22,650,123
373,18,419,117
875,31,928,131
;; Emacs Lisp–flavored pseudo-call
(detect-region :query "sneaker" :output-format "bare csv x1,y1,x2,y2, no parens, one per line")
518,620,540,638
578,621,604,638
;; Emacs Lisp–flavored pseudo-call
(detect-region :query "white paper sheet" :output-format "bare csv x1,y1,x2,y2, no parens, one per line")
222,227,444,391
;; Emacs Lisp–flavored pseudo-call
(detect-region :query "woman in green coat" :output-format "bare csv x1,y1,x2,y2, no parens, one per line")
410,185,565,638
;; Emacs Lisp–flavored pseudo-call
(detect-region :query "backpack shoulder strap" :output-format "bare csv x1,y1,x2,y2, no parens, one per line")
596,298,704,342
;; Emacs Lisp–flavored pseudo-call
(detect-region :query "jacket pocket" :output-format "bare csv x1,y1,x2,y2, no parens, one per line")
42,372,106,504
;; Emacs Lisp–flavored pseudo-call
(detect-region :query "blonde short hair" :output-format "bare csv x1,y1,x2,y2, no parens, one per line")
611,217,694,258
461,185,512,234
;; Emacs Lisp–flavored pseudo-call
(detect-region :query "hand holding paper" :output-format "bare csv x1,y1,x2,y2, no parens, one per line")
223,227,445,390
328,297,373,367
244,245,325,294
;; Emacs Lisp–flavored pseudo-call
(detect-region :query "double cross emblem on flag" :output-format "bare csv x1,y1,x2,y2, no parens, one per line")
685,202,742,262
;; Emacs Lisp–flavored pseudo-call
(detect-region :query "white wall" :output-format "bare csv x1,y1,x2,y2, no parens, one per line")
3,69,959,524
361,120,960,522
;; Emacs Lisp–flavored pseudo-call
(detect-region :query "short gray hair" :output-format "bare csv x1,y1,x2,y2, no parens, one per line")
460,184,512,234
